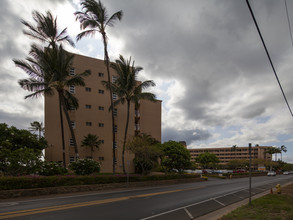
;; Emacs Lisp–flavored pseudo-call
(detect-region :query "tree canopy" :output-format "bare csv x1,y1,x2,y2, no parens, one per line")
0,123,47,151
127,134,162,175
161,141,191,172
0,123,47,175
195,152,220,169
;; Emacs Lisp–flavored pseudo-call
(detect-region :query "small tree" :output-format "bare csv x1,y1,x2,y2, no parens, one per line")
161,141,191,172
227,159,248,170
127,134,162,175
195,152,220,169
81,134,103,158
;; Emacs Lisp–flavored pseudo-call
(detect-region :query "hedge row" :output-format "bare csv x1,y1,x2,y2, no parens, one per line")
0,174,201,190
223,172,267,177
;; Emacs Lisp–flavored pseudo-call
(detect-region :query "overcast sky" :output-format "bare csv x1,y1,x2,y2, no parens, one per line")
1,0,293,163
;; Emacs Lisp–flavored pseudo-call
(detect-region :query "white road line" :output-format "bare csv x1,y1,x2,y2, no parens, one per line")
184,208,194,219
213,199,226,207
141,188,248,220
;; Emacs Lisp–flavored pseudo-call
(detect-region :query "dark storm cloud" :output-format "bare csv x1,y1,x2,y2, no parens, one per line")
0,109,38,129
101,0,293,148
162,127,211,145
0,0,27,60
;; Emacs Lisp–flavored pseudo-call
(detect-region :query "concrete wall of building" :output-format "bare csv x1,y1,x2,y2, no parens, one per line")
139,99,162,142
45,53,161,173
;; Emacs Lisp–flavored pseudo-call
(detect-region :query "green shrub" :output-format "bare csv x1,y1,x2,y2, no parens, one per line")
69,158,100,175
38,161,68,176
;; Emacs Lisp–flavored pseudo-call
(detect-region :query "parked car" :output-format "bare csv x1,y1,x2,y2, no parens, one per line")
203,169,213,174
283,171,289,175
267,171,276,176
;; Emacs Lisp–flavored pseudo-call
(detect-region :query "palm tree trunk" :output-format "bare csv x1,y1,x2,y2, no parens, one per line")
102,32,116,174
60,92,79,161
122,100,130,174
58,92,66,168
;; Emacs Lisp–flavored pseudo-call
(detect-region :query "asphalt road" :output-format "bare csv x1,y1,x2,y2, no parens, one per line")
1,174,293,220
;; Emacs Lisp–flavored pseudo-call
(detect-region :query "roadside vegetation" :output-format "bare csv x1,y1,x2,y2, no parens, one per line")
220,194,293,220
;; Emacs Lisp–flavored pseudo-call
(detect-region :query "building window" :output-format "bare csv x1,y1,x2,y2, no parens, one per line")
99,89,104,94
69,85,75,94
113,108,117,116
86,122,92,126
101,140,104,144
112,93,117,100
99,106,104,111
69,68,75,76
85,104,92,109
85,87,91,92
86,156,93,159
113,141,117,148
99,156,104,161
99,72,104,77
99,123,104,127
69,139,74,146
112,75,118,83
71,121,75,129
69,157,75,163
114,125,117,133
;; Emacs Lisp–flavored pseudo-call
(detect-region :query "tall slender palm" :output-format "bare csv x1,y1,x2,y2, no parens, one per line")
265,146,281,170
280,145,287,161
29,121,45,139
75,0,123,174
81,134,103,158
22,10,74,49
14,44,90,168
104,55,156,174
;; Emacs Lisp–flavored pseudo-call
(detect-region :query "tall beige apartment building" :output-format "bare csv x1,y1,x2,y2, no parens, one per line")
45,53,161,173
189,146,272,164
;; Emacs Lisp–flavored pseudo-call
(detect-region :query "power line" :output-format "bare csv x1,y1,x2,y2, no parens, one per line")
284,0,293,48
246,0,293,118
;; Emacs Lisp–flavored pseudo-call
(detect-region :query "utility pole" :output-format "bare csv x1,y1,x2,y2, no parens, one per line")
249,143,252,206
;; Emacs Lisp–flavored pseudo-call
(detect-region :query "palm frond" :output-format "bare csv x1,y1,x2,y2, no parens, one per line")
76,29,97,41
106,11,123,27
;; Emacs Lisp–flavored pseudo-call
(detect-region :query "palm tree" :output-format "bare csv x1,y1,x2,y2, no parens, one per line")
231,145,237,152
22,10,74,49
265,146,281,170
280,145,287,161
17,10,83,167
14,44,90,168
75,0,123,174
29,121,45,139
81,134,103,158
103,55,156,174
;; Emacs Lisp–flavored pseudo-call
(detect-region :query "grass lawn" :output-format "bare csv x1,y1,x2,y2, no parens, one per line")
220,194,293,220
